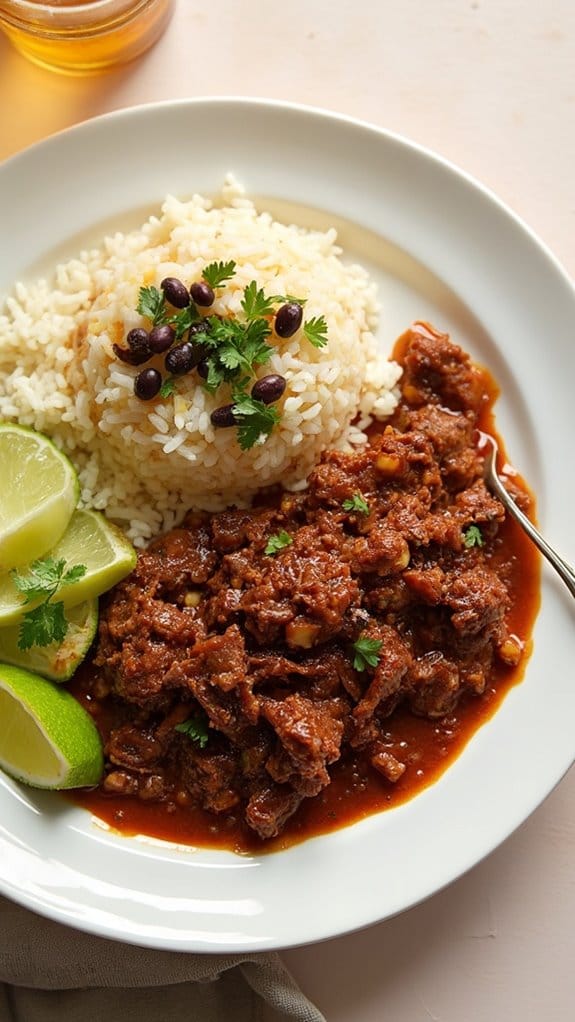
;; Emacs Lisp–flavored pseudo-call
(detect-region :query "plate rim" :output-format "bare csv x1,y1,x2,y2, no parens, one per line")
0,95,574,952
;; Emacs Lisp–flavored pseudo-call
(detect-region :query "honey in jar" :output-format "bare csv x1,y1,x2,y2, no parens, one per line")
0,0,175,74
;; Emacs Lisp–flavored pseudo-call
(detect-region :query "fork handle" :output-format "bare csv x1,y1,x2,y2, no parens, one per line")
489,471,575,600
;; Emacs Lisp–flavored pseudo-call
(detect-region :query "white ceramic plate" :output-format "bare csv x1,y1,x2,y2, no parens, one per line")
0,98,574,952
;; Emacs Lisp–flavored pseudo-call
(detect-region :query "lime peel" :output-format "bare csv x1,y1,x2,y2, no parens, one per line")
0,663,103,789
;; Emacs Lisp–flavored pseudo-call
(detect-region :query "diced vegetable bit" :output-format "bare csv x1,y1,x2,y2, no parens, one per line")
285,620,321,649
375,452,404,477
264,530,293,556
352,635,383,672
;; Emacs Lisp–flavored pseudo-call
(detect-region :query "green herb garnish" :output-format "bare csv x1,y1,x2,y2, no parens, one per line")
352,635,383,672
264,530,293,556
174,715,209,749
159,376,177,398
202,260,237,289
342,493,370,515
241,281,283,320
11,558,87,651
463,524,484,548
303,315,328,348
168,304,201,339
232,393,281,451
136,285,166,326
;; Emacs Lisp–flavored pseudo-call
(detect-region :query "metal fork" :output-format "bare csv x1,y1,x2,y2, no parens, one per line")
476,430,575,599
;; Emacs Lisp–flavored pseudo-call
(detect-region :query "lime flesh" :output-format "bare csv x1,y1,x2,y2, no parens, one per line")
0,423,79,573
0,509,136,626
0,663,103,789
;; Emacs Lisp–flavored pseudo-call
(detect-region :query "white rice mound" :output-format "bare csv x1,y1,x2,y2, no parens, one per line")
0,177,401,546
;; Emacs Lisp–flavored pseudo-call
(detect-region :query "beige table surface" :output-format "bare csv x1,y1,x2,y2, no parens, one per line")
0,2,574,1019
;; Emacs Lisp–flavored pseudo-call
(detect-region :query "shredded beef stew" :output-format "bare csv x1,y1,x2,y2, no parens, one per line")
71,324,539,847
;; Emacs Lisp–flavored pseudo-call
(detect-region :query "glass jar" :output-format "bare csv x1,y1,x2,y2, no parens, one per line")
0,0,175,74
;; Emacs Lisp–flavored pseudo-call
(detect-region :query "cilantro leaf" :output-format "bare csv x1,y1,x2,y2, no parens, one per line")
463,524,484,548
11,556,87,650
62,564,87,586
202,260,236,289
241,281,282,320
11,557,66,603
175,715,209,749
342,493,370,515
18,601,68,651
168,304,201,339
232,393,280,450
352,635,383,672
137,285,166,325
264,530,293,556
160,376,178,398
241,318,274,367
200,318,273,396
303,315,328,349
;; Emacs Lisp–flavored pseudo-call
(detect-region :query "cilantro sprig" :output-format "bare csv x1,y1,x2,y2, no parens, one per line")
11,557,87,651
202,260,236,290
342,493,370,515
233,393,281,451
303,315,328,349
201,316,273,394
463,524,484,548
352,635,383,672
264,530,293,556
137,285,166,326
175,714,209,749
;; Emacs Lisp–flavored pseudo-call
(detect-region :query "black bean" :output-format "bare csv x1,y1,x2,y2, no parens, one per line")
165,342,196,375
148,323,175,353
275,302,303,338
188,320,211,338
127,327,150,352
190,281,215,307
196,360,210,379
113,343,151,366
161,277,190,308
210,404,238,428
134,368,162,400
251,374,286,404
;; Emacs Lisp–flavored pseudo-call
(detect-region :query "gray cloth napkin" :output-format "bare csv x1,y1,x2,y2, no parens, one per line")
0,896,326,1022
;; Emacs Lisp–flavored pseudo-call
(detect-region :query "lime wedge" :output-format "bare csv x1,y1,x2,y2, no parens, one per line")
0,423,79,573
0,663,103,788
0,509,136,626
0,600,98,682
